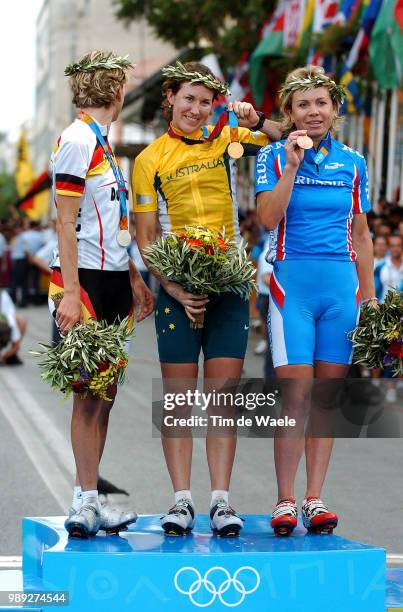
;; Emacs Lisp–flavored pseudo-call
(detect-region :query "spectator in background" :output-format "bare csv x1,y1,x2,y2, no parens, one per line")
398,220,403,240
9,222,29,307
376,222,392,239
252,234,271,356
27,231,59,344
0,225,7,289
0,227,6,260
373,235,388,268
0,223,12,290
255,237,275,379
0,289,26,365
21,220,45,304
374,234,403,302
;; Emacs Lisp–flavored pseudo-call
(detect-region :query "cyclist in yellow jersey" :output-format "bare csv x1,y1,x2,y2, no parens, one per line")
133,61,282,536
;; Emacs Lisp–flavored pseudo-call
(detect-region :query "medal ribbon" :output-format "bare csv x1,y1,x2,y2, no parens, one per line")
78,112,129,234
228,109,240,144
304,132,332,166
167,108,239,144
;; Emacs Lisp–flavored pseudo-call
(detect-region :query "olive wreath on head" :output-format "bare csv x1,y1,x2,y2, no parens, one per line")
65,52,134,76
279,74,346,105
162,61,230,96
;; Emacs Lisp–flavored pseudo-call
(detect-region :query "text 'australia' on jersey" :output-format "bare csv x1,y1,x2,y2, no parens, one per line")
132,125,268,241
254,137,371,261
51,118,129,271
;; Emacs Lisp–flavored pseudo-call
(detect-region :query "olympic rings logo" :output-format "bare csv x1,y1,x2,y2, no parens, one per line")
174,565,260,608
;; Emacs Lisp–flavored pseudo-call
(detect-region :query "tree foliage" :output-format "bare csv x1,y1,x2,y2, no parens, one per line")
114,0,276,68
0,173,17,220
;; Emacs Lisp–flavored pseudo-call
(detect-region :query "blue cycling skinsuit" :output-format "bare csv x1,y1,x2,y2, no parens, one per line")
255,133,371,367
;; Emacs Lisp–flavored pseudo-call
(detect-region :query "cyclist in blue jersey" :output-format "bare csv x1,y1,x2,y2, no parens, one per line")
255,65,377,536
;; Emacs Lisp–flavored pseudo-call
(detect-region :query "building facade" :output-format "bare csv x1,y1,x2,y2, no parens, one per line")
34,0,175,171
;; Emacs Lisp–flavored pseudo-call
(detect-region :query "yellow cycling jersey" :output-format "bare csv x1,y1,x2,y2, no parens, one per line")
132,124,269,240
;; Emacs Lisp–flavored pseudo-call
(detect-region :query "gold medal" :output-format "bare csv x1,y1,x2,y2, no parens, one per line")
116,229,131,247
296,135,313,150
227,141,244,159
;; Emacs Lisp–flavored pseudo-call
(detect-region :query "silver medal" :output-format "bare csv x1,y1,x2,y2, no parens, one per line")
116,229,131,247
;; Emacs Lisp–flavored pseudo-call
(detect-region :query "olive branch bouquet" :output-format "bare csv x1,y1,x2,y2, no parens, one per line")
144,226,256,328
349,290,403,377
32,318,133,400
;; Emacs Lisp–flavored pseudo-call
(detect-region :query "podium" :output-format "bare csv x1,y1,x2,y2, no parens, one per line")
12,514,389,612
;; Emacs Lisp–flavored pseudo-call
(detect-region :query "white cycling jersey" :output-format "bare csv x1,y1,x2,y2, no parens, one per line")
50,117,129,271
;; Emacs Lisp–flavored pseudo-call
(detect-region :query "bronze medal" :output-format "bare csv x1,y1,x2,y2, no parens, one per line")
296,135,313,150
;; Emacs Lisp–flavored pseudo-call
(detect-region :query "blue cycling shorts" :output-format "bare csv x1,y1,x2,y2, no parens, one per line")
268,260,360,367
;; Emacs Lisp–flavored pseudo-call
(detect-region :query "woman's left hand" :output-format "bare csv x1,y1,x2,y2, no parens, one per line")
131,273,155,322
229,101,260,129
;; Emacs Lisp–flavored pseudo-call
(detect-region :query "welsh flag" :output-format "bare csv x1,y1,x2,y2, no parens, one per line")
249,1,286,107
369,0,403,88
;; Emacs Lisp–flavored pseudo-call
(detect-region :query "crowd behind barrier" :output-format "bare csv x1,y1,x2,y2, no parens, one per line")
0,201,402,370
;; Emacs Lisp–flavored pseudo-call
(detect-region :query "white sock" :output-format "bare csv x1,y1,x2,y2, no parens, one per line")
175,490,193,505
211,490,229,507
81,490,100,510
72,486,82,512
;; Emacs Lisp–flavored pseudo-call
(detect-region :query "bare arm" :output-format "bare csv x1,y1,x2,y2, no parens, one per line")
135,211,208,322
128,258,155,321
352,214,376,302
230,101,282,142
55,195,82,332
256,130,308,229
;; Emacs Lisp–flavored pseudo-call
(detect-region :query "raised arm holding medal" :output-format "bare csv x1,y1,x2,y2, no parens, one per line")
133,61,282,537
50,51,154,539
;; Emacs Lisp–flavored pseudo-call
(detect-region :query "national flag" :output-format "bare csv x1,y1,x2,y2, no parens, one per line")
334,0,362,23
249,1,286,106
309,0,339,64
313,0,339,33
395,0,403,30
284,0,307,48
340,63,363,113
16,171,51,219
15,128,35,198
369,0,403,89
346,0,383,69
15,129,50,220
229,51,250,102
295,0,315,51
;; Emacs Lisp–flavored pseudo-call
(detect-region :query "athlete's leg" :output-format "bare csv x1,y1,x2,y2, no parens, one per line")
304,361,349,499
161,363,198,491
274,364,313,501
306,261,359,498
71,395,105,491
204,358,243,490
72,389,116,492
98,384,117,461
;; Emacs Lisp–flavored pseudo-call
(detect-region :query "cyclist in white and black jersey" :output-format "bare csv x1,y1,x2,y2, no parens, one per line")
50,51,154,539
51,115,129,271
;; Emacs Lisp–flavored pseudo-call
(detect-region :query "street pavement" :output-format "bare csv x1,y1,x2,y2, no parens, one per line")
0,304,402,556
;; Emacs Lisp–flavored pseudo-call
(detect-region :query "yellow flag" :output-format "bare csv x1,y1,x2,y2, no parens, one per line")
15,128,35,198
15,128,50,220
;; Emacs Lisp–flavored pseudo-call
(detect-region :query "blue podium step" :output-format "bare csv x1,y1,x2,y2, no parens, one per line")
387,569,403,609
21,514,386,612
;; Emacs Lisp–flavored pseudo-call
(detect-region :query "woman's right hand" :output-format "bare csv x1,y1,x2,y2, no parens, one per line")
284,130,310,170
163,281,209,323
56,293,82,334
